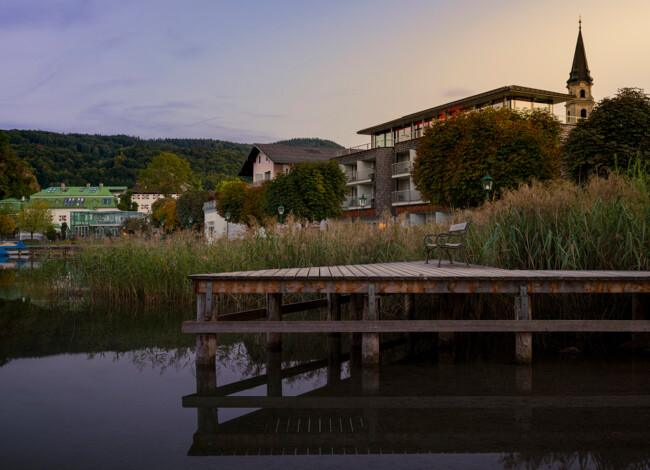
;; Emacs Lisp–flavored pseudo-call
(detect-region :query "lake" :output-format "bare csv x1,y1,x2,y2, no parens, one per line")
1,266,649,470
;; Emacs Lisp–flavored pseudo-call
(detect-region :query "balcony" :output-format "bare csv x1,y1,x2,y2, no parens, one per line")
392,161,413,177
392,189,423,205
342,195,375,210
345,168,374,185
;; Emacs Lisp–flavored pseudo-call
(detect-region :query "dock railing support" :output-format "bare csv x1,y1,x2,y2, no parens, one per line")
266,293,283,351
362,284,380,367
327,294,342,384
195,283,217,367
515,285,532,365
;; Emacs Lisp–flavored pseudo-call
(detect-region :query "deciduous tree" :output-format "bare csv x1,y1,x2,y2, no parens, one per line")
563,87,650,181
414,108,561,208
16,199,53,240
176,190,211,229
137,152,199,196
0,131,39,200
0,215,16,239
263,160,347,221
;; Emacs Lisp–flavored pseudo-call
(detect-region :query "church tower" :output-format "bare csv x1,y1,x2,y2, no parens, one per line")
565,19,594,124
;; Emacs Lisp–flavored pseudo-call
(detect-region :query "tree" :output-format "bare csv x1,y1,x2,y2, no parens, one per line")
158,200,178,231
117,190,139,211
151,197,175,227
216,180,247,224
413,107,561,208
563,87,650,181
16,200,53,240
0,131,40,199
137,152,199,196
263,160,347,221
0,215,16,239
60,222,68,240
176,190,210,229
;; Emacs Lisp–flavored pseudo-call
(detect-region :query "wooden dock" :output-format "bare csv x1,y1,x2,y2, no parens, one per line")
184,260,650,366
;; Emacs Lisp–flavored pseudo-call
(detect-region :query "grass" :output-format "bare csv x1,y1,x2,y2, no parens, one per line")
32,173,649,318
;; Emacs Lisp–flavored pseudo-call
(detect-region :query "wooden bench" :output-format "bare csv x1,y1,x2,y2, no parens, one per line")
424,222,472,267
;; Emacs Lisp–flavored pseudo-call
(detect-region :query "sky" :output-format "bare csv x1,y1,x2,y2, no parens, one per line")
1,0,650,148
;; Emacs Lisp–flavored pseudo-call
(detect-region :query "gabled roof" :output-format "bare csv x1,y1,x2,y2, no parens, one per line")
30,186,115,198
567,22,593,85
357,85,574,135
238,144,339,177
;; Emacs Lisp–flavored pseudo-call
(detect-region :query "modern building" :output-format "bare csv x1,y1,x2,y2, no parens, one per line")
69,210,145,238
334,23,593,224
27,183,119,228
238,144,339,183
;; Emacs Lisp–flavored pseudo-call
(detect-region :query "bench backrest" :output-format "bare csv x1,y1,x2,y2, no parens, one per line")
448,222,470,233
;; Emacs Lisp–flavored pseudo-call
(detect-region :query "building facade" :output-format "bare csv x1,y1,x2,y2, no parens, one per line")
238,144,339,182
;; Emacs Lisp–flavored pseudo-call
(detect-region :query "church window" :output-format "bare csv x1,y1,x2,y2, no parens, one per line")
581,109,587,118
580,90,585,98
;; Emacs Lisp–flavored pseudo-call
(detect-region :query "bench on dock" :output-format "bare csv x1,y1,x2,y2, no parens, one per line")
424,221,471,267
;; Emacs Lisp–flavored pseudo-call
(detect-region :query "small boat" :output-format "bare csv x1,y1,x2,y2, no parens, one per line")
0,241,30,258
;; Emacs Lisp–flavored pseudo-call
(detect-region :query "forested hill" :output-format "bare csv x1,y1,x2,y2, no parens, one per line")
273,138,343,149
5,130,344,190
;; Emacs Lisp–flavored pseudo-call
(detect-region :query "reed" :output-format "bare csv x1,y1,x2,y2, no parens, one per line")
36,173,648,313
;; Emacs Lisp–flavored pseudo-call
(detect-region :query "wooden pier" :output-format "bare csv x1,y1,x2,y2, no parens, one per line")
183,260,650,366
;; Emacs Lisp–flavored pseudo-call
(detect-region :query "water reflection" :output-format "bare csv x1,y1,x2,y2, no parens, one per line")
184,351,650,469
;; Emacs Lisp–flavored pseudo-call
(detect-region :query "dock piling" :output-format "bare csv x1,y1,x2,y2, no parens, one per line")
515,286,532,365
266,293,283,351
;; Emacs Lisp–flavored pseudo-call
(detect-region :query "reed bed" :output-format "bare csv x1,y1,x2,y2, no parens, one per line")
37,173,649,317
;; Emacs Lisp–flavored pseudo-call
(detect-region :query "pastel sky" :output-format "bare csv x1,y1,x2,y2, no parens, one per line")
1,0,649,148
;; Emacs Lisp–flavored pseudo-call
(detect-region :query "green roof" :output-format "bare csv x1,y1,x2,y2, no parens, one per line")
28,196,117,210
31,186,116,198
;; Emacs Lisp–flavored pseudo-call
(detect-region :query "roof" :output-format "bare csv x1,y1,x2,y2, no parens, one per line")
32,197,117,210
357,85,575,135
238,144,339,177
567,23,593,85
30,186,115,198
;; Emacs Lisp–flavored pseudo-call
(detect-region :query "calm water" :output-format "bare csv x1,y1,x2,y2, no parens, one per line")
1,267,649,470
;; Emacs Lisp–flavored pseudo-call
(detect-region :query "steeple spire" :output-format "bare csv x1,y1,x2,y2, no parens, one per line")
567,18,593,85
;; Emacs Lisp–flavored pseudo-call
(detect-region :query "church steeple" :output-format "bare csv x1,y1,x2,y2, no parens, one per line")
567,18,593,86
565,18,595,124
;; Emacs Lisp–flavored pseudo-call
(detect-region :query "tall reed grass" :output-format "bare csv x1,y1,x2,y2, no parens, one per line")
37,173,649,311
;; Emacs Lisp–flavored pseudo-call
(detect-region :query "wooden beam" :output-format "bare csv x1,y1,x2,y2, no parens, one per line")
182,394,650,409
182,319,650,334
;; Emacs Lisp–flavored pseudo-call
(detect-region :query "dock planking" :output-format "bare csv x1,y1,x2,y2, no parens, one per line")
189,260,650,294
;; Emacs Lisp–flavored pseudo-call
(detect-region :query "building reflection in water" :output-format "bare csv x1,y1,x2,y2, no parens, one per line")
183,336,650,468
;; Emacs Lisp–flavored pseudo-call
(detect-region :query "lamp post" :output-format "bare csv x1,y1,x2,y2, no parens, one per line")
122,223,126,236
359,193,367,222
278,205,285,224
481,172,494,202
225,212,230,238
188,215,193,230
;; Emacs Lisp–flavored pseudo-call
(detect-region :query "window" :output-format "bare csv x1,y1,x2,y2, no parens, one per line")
102,198,111,205
581,109,587,118
258,156,261,164
580,89,585,98
264,171,271,180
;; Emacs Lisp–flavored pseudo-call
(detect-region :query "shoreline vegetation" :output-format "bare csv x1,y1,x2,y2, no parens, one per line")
30,174,648,318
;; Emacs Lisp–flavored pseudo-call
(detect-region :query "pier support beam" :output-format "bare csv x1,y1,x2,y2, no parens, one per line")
362,284,380,367
405,294,416,358
327,293,342,384
266,293,282,352
349,294,364,370
266,349,282,397
632,293,649,344
195,289,217,367
515,286,532,365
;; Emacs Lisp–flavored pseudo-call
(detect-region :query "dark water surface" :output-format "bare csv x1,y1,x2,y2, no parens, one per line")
1,270,649,469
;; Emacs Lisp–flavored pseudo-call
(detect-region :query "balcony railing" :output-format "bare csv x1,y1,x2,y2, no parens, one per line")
342,195,375,209
392,189,423,205
392,161,413,176
346,169,374,183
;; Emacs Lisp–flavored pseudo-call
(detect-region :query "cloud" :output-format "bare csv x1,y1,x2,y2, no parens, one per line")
0,0,99,29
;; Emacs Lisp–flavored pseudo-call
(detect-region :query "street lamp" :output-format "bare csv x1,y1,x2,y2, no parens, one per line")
188,215,193,230
359,193,367,222
278,205,285,224
481,172,494,202
225,212,230,238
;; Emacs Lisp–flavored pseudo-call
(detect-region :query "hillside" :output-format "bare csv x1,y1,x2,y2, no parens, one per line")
4,130,251,190
5,131,344,190
273,138,343,149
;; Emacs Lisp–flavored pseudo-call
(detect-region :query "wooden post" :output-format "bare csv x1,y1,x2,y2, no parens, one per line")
266,293,283,351
362,284,380,367
349,293,363,366
327,293,341,321
195,286,217,367
438,293,454,351
405,294,415,358
632,293,649,343
195,361,218,437
327,333,341,385
266,349,282,397
515,286,532,365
